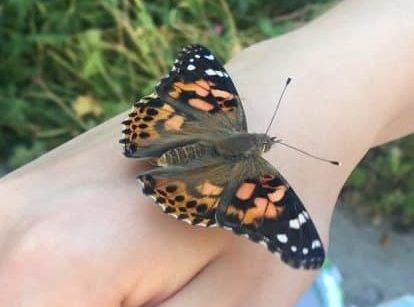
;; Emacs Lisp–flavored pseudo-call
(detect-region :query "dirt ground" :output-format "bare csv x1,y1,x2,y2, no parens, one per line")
329,204,414,306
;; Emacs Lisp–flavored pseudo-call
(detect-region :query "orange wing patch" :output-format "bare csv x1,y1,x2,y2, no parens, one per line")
223,176,287,227
196,180,223,196
236,183,255,200
167,79,238,113
267,185,288,202
164,115,185,131
211,89,236,112
169,80,210,99
188,98,215,111
121,94,185,148
140,176,223,227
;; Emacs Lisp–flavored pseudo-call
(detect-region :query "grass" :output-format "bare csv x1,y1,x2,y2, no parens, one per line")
0,0,413,229
345,138,414,231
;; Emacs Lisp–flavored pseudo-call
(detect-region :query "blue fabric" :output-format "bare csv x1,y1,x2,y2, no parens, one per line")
296,262,344,307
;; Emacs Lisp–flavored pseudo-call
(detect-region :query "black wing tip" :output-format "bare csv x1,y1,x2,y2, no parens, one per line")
181,43,208,52
267,240,325,270
138,175,156,196
280,253,325,270
119,139,139,157
218,220,325,270
176,44,214,63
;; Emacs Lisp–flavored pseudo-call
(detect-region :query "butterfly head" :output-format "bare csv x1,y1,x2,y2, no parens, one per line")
255,134,279,153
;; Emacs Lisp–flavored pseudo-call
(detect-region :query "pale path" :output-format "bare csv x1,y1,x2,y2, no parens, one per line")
329,205,414,306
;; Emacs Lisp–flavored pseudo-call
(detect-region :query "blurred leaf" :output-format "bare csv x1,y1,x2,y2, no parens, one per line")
72,95,103,118
389,146,402,175
347,168,367,189
8,141,47,169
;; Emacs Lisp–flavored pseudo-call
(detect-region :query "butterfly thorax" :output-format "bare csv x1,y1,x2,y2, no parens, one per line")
157,133,273,166
214,133,273,157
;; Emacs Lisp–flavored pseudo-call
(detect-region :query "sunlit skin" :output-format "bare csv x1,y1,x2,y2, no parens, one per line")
0,0,413,306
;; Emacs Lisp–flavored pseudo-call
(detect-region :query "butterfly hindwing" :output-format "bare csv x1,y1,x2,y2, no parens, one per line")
138,163,233,227
156,44,247,132
216,159,325,269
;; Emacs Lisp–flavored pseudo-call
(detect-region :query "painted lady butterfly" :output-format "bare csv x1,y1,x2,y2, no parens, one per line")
120,44,328,269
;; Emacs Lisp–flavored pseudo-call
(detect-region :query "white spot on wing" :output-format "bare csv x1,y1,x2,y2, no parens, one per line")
276,234,288,243
312,240,321,249
187,64,196,71
195,54,201,58
204,68,227,77
205,68,216,76
291,245,297,252
289,219,300,229
204,54,215,60
302,248,309,255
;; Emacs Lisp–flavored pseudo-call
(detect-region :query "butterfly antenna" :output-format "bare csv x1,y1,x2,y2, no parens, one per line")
276,140,341,166
264,77,292,135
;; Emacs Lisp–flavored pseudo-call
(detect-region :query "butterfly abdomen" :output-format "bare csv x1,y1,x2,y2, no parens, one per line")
157,143,211,166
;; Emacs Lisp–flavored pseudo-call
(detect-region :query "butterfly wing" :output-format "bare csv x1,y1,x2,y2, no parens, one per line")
138,154,324,269
121,93,199,158
156,44,247,132
121,44,246,158
137,161,233,227
215,157,325,269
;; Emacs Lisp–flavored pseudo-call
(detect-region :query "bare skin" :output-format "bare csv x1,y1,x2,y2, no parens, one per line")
0,0,413,306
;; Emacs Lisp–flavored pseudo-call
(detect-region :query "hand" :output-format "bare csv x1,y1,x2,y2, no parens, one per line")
0,0,413,306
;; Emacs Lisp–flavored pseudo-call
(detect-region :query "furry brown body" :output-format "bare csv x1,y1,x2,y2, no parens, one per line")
158,133,274,166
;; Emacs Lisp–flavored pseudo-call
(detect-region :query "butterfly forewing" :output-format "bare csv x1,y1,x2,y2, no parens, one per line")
156,44,247,132
121,44,246,158
216,158,325,269
121,94,195,157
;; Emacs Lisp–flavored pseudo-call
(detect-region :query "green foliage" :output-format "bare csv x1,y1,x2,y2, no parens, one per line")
346,137,414,231
0,0,413,228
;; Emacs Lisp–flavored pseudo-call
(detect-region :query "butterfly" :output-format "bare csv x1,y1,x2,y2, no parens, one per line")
120,44,329,269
